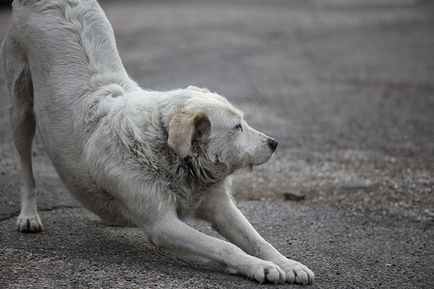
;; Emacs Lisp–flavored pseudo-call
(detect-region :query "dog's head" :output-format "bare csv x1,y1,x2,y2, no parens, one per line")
167,87,278,174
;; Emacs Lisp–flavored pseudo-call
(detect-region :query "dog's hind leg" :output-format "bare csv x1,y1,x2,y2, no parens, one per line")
2,38,43,233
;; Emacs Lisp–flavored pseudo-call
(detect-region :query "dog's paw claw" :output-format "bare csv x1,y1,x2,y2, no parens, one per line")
16,214,43,233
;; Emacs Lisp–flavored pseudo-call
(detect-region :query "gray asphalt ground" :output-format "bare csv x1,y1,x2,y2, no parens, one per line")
1,0,433,288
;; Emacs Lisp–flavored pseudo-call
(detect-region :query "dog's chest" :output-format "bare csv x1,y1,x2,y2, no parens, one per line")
172,178,211,216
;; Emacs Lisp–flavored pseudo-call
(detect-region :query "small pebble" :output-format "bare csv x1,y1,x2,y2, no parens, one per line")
283,192,305,201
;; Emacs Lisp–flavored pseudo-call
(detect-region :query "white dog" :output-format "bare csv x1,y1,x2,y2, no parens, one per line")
1,0,314,284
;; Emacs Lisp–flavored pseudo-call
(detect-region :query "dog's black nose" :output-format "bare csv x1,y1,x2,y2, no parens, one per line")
267,138,278,152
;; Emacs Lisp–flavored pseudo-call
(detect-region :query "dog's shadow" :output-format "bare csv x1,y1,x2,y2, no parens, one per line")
4,208,237,282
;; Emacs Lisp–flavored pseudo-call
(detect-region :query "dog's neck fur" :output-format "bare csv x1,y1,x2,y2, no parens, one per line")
171,155,231,214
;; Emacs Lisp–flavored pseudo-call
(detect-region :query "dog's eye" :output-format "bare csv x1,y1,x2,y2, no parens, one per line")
233,124,243,132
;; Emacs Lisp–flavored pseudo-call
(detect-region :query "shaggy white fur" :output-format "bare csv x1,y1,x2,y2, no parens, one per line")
1,0,314,284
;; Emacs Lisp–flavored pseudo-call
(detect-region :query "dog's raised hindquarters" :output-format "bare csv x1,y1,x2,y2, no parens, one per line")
1,0,314,284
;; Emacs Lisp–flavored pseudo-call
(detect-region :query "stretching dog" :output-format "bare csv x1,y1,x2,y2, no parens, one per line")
1,0,314,284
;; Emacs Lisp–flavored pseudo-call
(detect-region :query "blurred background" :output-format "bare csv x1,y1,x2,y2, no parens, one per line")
0,0,433,220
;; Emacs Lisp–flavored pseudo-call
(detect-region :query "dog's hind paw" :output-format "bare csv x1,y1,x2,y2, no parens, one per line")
16,214,43,233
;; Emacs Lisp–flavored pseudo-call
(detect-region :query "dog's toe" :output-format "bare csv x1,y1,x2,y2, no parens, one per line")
275,259,314,285
17,214,43,233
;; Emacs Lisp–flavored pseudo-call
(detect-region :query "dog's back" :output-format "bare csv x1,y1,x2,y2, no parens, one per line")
4,0,127,96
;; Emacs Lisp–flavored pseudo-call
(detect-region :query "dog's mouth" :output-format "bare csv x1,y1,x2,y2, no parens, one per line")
246,163,254,172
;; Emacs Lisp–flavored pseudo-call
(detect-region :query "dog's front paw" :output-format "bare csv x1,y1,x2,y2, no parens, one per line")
240,258,286,284
275,258,315,285
16,214,43,233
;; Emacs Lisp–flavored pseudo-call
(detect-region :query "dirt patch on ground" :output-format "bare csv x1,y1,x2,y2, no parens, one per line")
233,148,434,221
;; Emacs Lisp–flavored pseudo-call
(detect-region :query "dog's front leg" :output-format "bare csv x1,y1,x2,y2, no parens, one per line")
148,211,286,284
197,183,314,285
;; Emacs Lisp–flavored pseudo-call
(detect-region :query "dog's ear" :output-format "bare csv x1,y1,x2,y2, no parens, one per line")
168,110,211,158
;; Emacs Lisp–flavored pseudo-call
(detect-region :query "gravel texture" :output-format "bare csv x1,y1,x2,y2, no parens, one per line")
1,204,433,289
